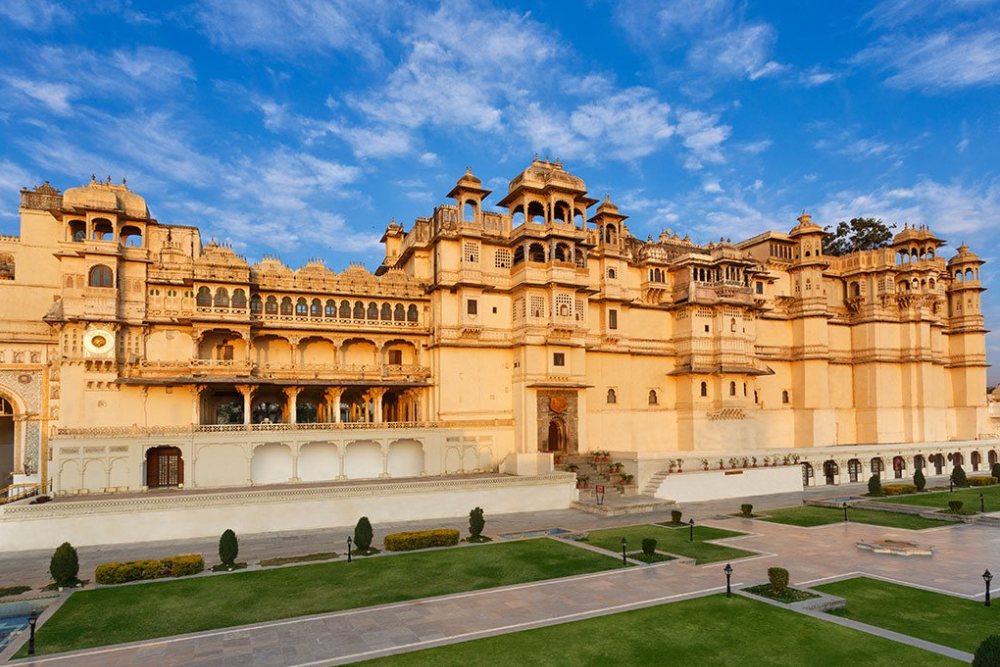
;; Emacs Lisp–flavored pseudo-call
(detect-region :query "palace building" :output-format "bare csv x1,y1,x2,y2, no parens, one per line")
0,159,994,509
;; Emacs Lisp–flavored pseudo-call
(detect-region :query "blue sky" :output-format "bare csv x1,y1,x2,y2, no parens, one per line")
1,0,999,382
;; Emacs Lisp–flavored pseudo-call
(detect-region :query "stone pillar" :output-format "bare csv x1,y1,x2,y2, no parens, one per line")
370,387,386,423
380,440,390,478
290,442,300,482
193,384,208,426
289,337,300,368
336,442,346,480
324,387,343,424
283,386,302,424
235,384,256,426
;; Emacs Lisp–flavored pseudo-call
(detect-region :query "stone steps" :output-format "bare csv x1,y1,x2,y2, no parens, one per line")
643,470,670,495
571,495,677,517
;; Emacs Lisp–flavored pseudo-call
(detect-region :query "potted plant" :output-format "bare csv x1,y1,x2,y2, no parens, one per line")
718,458,725,470
700,458,709,471
675,458,684,473
608,462,624,474
576,475,590,489
751,456,758,468
668,460,676,473
566,463,579,472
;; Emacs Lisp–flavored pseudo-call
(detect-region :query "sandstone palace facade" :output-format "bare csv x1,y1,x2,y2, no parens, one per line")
0,159,992,498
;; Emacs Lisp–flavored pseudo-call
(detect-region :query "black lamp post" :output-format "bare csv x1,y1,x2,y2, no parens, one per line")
689,518,695,542
621,537,628,566
843,502,848,522
724,563,733,598
984,569,993,607
981,493,986,513
347,536,353,563
27,610,38,656
950,477,954,492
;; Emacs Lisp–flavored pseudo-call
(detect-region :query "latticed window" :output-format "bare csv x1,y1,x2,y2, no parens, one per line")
514,298,525,321
529,296,544,318
575,299,585,322
463,241,480,264
554,294,572,318
495,248,512,269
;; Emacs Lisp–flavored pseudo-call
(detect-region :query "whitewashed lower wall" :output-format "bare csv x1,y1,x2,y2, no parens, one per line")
651,466,803,502
0,473,576,552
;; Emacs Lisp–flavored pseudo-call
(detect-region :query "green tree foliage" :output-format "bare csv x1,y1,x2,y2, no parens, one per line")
354,516,374,551
641,538,657,558
50,542,80,587
219,529,239,566
913,467,926,491
468,507,485,539
973,635,1000,667
822,218,896,256
951,464,968,488
868,474,882,497
767,567,790,594
993,462,1000,480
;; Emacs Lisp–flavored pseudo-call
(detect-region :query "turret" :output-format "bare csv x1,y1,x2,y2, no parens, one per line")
447,167,491,225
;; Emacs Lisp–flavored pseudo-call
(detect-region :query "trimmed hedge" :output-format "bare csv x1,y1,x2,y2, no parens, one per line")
967,476,998,487
768,567,790,594
383,529,460,552
881,483,917,496
95,554,204,585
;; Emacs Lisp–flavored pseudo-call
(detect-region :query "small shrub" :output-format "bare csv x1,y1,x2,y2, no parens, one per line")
0,585,32,598
967,476,998,487
768,567,790,594
95,555,204,585
867,474,882,497
740,503,753,517
641,538,657,558
670,510,682,524
952,465,968,488
881,483,917,496
49,542,79,588
913,468,926,491
469,507,485,539
992,463,1000,480
354,516,374,551
948,500,964,513
973,635,1000,667
384,529,460,551
219,529,239,567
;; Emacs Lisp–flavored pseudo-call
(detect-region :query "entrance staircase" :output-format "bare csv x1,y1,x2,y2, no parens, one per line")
0,483,40,505
556,454,676,517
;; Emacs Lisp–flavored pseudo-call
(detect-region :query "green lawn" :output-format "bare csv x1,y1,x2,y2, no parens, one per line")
363,594,958,666
761,505,956,529
816,577,993,652
20,539,620,657
881,486,1000,513
581,523,752,564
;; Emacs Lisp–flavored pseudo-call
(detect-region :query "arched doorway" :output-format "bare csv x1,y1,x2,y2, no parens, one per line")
822,460,838,485
146,446,183,488
971,451,981,472
892,456,906,479
0,397,14,487
547,419,566,453
931,453,945,475
847,458,862,483
801,462,814,487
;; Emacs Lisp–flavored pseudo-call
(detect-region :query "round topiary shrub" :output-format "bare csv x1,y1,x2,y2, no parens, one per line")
973,635,1000,667
952,465,968,488
913,467,926,491
868,474,882,497
50,542,79,588
671,510,682,524
992,463,1000,481
354,516,374,552
740,503,753,518
948,500,964,513
641,538,657,558
219,529,239,567
767,567,789,594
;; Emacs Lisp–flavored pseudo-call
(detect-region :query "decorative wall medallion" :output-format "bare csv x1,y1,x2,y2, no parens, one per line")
17,373,31,384
83,329,115,356
549,396,568,413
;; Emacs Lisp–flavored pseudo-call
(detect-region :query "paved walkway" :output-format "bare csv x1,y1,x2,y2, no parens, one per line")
5,502,997,666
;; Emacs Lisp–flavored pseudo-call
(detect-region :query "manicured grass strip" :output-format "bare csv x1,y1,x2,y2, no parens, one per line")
19,539,620,657
815,576,994,653
582,524,752,564
363,594,958,666
881,486,1000,513
761,505,956,529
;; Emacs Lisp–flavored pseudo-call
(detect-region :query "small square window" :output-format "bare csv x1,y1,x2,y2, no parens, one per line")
704,324,710,333
756,282,764,294
467,299,478,315
609,309,618,330
492,306,497,314
553,353,565,366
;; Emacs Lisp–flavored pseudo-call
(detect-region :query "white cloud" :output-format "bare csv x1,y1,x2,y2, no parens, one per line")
418,152,438,166
676,110,731,169
742,139,772,154
0,159,35,221
1,77,73,113
814,132,893,159
703,180,723,193
0,0,68,30
801,67,840,86
688,23,784,80
856,28,1000,90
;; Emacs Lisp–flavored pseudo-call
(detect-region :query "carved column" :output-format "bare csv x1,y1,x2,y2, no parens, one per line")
369,387,387,423
289,337,301,368
380,440,390,478
235,384,256,426
324,387,343,424
283,386,302,424
336,442,346,480
192,384,208,426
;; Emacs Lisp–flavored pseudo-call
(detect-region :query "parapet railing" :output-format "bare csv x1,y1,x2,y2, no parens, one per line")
0,483,40,505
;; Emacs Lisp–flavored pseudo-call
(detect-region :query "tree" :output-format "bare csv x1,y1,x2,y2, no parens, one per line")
354,516,373,552
822,218,896,256
951,464,968,488
973,635,1000,666
50,542,79,588
641,538,657,558
868,474,882,497
468,507,485,540
913,467,926,492
219,529,239,567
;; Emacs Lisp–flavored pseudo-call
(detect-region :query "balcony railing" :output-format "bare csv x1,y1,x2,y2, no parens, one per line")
121,360,431,381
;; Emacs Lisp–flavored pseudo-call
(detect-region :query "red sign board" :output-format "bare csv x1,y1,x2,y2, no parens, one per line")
596,484,605,494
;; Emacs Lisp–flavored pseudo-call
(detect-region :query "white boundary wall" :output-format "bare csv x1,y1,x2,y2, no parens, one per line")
651,466,802,502
0,473,575,552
